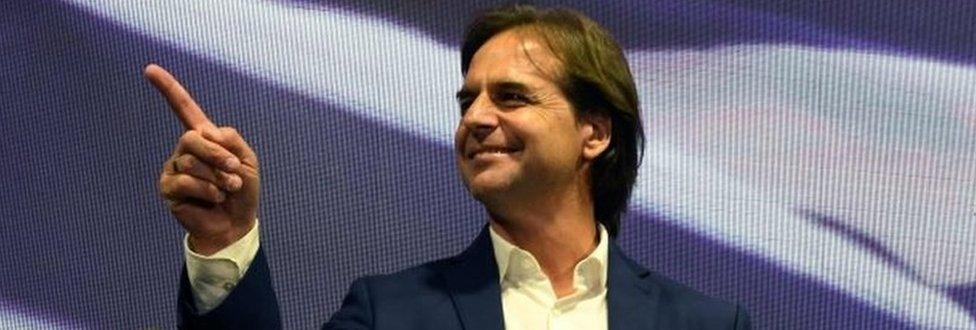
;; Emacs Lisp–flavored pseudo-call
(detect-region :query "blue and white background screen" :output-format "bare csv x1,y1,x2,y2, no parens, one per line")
2,0,976,328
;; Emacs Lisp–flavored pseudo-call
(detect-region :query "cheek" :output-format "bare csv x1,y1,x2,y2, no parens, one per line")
453,125,466,155
541,120,585,160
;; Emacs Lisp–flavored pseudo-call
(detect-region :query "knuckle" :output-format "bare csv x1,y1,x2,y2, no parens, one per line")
179,131,198,145
209,185,223,198
159,179,177,199
162,159,174,174
168,201,190,215
200,128,220,142
177,174,197,188
171,175,192,193
204,143,218,157
221,127,239,137
205,148,227,164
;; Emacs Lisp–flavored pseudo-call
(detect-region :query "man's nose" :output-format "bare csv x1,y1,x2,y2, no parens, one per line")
462,96,498,142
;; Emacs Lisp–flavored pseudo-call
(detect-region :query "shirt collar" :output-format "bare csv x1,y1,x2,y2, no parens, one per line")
489,223,609,290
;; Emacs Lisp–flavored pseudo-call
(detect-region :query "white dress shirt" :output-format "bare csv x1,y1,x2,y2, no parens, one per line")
184,219,260,313
489,225,609,330
185,221,610,330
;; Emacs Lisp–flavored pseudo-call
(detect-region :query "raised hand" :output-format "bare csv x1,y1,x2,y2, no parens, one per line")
146,64,260,255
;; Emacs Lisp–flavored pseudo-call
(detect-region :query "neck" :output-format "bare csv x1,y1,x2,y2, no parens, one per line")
487,183,599,297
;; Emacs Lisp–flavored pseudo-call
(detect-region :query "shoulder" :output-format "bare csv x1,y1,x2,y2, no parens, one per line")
328,257,463,329
615,244,735,309
347,256,457,304
352,227,496,298
646,269,740,316
611,245,750,328
642,270,750,328
342,227,497,313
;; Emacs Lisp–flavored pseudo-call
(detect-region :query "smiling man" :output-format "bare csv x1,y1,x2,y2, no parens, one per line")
151,5,749,330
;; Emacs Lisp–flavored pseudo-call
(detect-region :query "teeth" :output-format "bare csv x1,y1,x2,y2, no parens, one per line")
470,148,516,158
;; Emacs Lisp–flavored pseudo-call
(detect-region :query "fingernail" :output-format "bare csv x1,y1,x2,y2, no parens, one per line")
222,157,240,171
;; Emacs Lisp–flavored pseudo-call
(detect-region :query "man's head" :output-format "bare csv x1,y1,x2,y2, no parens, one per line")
454,5,643,237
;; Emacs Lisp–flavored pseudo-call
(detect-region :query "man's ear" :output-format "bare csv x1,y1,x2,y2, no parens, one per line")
581,112,612,161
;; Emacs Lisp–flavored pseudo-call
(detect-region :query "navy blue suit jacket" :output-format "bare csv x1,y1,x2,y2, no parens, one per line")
179,226,750,329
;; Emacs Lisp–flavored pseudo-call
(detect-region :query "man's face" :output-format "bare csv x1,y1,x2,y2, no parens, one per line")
454,29,595,206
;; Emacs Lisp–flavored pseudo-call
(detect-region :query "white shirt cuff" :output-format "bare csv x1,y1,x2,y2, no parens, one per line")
184,219,261,314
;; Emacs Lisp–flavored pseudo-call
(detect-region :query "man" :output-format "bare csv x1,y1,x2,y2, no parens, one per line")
150,5,750,329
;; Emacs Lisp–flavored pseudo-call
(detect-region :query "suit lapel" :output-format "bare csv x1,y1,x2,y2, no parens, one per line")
607,241,660,330
437,227,662,330
439,226,505,330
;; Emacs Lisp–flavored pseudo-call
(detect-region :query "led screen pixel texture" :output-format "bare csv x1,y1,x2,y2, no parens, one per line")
2,0,975,328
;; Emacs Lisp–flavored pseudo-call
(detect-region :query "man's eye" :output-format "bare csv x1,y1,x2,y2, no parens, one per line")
458,99,473,114
498,92,530,105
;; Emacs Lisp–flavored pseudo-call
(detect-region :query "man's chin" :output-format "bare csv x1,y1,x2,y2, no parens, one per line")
467,182,506,200
464,177,514,203
460,166,523,201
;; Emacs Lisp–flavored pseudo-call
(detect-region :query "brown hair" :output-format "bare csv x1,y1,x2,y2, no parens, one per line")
461,5,644,237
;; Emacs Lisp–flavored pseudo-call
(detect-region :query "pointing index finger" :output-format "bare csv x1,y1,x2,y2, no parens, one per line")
144,64,217,131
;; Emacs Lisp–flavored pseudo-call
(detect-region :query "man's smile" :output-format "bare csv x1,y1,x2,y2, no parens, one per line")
466,145,523,160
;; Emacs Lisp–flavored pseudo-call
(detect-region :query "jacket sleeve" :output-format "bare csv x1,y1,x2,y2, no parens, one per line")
322,277,374,330
178,247,282,329
733,304,752,330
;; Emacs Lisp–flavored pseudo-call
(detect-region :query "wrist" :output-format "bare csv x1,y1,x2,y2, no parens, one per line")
188,219,256,256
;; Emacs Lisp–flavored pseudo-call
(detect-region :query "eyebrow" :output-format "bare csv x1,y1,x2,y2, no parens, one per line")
455,80,533,102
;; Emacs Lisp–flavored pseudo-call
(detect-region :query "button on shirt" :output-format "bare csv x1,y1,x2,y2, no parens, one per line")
186,221,610,330
489,225,609,330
